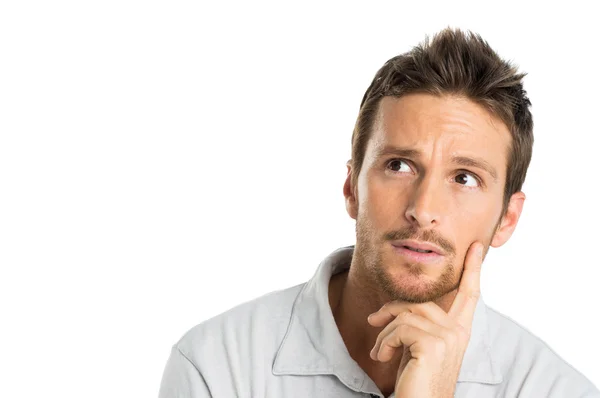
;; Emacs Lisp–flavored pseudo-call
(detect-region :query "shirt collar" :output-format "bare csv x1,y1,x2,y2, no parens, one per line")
273,245,503,395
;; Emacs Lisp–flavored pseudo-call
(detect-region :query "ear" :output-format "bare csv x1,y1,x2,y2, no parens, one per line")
490,191,526,248
343,160,358,220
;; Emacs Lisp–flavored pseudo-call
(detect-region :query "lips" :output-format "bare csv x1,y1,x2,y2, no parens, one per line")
391,241,444,264
391,239,444,255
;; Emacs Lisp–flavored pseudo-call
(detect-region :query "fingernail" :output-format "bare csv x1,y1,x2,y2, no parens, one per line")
477,245,483,259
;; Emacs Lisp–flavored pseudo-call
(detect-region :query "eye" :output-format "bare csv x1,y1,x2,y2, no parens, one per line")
387,159,412,173
455,172,480,187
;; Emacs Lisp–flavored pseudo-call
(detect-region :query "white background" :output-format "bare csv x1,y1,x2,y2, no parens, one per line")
1,1,599,397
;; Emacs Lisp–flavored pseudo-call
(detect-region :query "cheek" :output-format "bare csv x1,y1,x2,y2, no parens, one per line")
451,196,503,246
362,179,408,225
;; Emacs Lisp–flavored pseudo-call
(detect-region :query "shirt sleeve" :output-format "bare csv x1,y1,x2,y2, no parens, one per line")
578,387,600,398
544,370,600,398
158,345,212,398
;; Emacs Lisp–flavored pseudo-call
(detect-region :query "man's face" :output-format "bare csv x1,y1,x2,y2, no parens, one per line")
347,93,516,304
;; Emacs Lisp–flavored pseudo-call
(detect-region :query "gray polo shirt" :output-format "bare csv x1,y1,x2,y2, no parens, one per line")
159,245,600,397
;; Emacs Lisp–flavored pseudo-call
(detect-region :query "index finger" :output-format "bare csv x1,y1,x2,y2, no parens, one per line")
448,241,483,327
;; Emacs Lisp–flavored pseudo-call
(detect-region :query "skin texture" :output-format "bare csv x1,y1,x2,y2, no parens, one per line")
329,93,525,397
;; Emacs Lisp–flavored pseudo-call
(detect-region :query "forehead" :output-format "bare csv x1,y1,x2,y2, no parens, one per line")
368,93,512,170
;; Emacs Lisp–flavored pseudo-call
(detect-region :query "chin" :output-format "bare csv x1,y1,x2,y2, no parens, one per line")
376,252,458,303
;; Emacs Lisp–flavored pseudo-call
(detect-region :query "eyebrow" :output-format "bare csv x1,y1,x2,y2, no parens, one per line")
374,146,421,160
373,145,499,182
452,156,498,181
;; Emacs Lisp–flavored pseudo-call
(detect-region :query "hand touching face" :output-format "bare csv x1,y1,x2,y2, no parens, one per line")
367,241,484,398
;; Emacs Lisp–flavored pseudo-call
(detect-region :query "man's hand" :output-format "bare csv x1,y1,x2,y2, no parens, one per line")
367,241,484,398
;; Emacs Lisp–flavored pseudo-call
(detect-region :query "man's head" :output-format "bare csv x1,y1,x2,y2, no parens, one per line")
343,28,533,304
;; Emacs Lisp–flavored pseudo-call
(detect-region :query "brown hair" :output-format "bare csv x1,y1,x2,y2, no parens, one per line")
350,28,533,215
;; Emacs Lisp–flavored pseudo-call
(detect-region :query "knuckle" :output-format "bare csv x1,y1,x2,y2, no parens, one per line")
398,323,411,334
381,334,394,349
397,310,412,321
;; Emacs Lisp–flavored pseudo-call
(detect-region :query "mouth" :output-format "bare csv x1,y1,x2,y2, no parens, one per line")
391,240,443,255
402,246,433,253
390,240,444,264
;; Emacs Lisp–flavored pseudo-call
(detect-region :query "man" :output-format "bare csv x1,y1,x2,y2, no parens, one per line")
159,28,600,397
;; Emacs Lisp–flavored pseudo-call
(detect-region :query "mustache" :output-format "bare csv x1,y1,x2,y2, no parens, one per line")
385,226,455,255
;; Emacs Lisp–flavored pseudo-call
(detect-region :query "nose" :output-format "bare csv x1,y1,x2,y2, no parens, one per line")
404,174,444,228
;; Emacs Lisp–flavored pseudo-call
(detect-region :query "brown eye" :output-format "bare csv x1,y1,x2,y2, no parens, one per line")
455,173,479,187
388,159,411,173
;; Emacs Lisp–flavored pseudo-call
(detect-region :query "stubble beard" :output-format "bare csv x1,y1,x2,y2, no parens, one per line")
354,212,460,304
